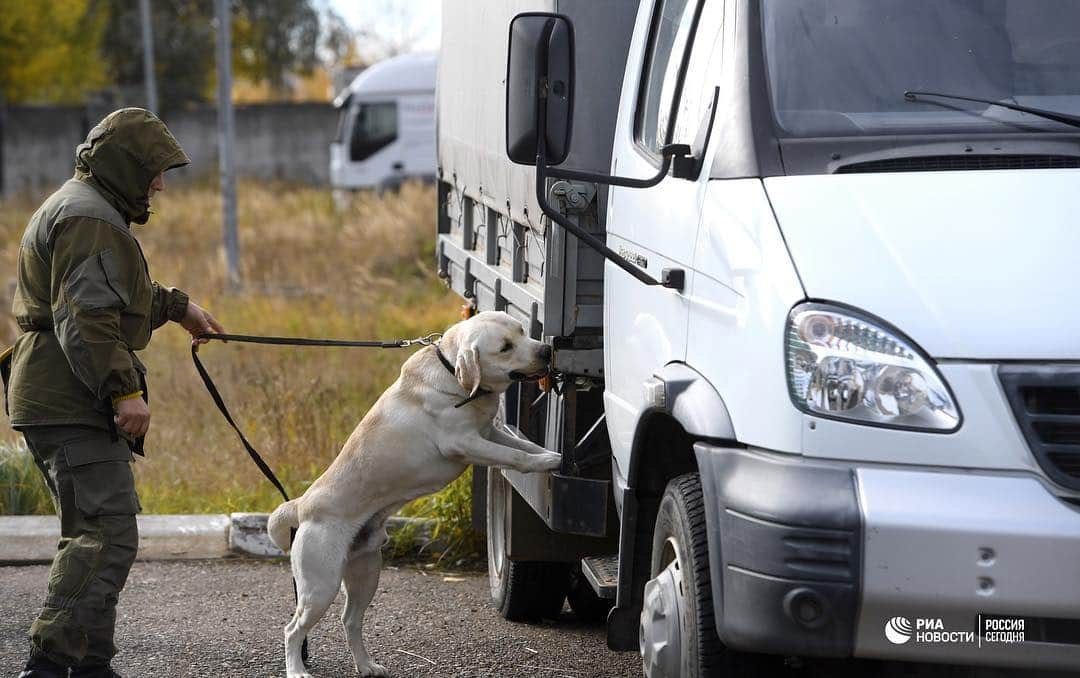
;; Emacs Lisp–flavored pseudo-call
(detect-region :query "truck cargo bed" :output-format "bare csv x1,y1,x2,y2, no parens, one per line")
436,0,639,342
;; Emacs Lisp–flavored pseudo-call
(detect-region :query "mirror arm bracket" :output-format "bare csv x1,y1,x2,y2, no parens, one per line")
534,145,691,289
545,144,691,189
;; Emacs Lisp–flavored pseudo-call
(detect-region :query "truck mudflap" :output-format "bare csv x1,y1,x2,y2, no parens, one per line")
693,443,862,657
502,468,611,538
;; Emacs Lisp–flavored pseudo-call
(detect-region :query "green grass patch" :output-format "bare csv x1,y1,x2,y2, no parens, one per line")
390,468,484,567
0,439,54,515
1,182,482,563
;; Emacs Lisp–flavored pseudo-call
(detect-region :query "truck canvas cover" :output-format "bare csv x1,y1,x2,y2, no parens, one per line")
437,0,639,339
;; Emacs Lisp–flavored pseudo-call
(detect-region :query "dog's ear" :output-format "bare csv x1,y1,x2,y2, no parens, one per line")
455,343,482,396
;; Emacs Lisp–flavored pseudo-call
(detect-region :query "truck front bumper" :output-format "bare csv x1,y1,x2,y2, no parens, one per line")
694,444,1080,671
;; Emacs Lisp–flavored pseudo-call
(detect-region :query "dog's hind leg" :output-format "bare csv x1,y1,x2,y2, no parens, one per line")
284,521,349,678
342,548,388,677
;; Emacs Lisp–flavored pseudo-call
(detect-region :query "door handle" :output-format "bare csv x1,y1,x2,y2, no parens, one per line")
661,268,685,292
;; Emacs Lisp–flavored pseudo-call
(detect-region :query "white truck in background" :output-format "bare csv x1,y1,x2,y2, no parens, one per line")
437,1,1080,675
331,51,436,192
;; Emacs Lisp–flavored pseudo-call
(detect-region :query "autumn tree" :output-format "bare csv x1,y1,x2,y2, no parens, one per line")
0,0,353,110
99,0,216,114
0,0,109,104
233,0,319,93
100,0,353,113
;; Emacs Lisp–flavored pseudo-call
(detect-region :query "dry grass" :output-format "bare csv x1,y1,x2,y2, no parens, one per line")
0,181,462,514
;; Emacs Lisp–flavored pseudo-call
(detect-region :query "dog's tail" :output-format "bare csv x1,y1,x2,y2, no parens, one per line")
267,499,300,553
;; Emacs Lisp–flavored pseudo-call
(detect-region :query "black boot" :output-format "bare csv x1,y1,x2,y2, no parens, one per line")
17,654,68,678
69,665,123,678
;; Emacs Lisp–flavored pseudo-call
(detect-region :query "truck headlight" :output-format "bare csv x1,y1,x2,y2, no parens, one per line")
785,303,960,431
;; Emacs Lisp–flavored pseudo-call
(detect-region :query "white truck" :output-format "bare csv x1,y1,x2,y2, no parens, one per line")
331,51,436,192
436,1,1080,675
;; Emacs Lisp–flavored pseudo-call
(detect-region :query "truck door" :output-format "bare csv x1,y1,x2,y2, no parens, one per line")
604,0,725,479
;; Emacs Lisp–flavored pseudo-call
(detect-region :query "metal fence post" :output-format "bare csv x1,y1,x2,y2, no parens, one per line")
139,0,159,113
215,0,240,288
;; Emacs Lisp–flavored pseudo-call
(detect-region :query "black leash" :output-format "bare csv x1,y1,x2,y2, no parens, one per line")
190,330,440,666
195,332,421,350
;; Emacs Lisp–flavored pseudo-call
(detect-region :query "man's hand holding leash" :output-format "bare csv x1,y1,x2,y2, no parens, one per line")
181,301,225,348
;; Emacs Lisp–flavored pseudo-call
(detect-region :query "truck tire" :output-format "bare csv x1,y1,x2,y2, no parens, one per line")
641,473,770,678
487,466,569,621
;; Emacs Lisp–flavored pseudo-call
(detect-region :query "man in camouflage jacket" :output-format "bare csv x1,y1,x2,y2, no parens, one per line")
4,108,224,678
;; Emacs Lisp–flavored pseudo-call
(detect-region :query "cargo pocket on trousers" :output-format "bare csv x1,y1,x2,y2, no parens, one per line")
63,439,140,517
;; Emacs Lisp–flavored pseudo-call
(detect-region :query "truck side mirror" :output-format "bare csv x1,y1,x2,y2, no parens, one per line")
502,13,690,290
505,13,574,166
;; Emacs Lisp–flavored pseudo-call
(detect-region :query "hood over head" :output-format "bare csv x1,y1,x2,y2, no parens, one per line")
74,108,190,224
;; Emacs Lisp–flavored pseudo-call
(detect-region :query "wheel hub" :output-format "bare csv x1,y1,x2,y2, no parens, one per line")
487,470,507,599
640,558,683,678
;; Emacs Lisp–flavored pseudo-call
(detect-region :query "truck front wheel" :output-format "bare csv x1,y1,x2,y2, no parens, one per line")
487,467,569,621
641,473,770,678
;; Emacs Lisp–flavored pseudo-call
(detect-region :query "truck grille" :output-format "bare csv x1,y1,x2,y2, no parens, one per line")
999,366,1080,491
835,154,1080,174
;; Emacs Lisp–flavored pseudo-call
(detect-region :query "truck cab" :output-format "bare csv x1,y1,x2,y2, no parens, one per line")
437,1,1080,675
331,51,436,193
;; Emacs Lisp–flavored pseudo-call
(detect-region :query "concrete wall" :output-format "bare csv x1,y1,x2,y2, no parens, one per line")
165,103,338,186
0,103,339,197
0,106,90,196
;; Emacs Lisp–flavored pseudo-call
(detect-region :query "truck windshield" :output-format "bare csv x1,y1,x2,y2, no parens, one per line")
762,0,1080,137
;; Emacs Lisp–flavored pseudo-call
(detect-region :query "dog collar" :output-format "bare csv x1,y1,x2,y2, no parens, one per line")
434,344,492,408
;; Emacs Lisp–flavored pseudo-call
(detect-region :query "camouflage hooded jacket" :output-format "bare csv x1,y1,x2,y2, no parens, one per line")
8,108,191,430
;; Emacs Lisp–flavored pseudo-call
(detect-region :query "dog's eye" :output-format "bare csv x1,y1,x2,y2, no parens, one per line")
501,341,513,353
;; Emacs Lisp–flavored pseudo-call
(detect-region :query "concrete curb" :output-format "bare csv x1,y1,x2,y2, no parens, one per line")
0,513,434,564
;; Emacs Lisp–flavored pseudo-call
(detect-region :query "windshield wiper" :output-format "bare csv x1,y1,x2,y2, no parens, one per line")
904,90,1080,130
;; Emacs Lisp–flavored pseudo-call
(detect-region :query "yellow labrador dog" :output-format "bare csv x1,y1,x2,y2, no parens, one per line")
267,311,561,678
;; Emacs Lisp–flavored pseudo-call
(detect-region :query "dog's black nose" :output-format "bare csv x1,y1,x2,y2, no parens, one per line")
539,344,552,361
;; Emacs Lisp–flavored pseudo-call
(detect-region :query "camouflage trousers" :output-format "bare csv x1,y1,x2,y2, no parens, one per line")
22,425,140,667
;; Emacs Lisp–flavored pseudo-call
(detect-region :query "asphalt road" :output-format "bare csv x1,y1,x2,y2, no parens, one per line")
1,559,636,678
0,560,1069,678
